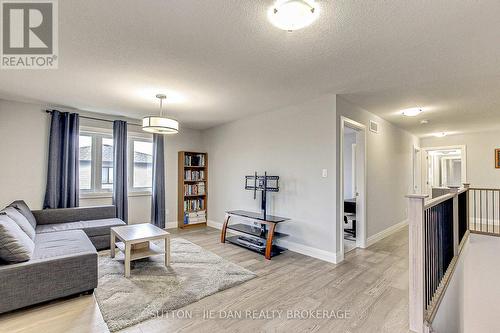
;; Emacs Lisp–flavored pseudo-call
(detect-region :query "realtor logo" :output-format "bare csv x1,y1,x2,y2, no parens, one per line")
1,0,58,69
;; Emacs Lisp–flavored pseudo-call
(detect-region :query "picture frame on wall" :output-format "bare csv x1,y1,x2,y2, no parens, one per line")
495,149,500,168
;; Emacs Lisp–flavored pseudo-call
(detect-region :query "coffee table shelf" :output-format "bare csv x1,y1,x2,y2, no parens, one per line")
115,241,164,261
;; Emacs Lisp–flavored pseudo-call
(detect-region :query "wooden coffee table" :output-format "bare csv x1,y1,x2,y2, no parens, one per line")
110,223,170,277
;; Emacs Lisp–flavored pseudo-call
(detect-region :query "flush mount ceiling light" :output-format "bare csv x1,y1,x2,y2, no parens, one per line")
433,132,447,138
401,107,423,117
142,94,179,135
268,0,320,32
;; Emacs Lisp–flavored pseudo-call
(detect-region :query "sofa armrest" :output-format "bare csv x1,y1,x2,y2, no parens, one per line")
0,252,97,314
32,205,117,225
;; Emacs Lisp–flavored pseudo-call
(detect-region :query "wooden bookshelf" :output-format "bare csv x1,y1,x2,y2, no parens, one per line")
178,151,208,229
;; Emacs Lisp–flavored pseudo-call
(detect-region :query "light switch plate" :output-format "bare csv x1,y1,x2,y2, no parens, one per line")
322,169,328,178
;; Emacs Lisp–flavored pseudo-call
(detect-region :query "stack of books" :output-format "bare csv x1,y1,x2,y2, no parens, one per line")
184,154,205,167
184,182,205,196
184,170,205,181
184,198,205,212
184,210,206,225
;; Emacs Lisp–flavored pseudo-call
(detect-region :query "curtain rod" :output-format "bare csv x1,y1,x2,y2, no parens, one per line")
45,110,142,127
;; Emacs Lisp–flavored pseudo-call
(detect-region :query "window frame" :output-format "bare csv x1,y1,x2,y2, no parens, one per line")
128,135,154,195
79,128,114,197
79,127,153,199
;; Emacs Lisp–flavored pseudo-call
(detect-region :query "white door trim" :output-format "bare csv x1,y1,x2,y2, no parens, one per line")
422,145,468,185
412,145,421,194
339,116,367,262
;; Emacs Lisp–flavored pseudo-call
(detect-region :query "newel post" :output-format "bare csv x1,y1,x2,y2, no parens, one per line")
449,186,459,255
406,194,428,333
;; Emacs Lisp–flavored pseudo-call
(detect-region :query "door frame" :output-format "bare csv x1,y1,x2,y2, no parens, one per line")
339,116,367,262
422,145,468,187
412,145,422,194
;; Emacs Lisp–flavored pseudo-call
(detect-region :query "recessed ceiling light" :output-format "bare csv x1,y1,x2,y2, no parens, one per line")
401,107,423,117
268,0,320,32
433,132,447,138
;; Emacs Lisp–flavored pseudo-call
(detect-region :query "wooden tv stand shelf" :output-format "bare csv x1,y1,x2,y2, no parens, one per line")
220,210,290,260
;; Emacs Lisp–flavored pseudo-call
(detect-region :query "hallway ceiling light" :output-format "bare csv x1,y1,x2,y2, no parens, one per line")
142,94,179,134
268,0,320,32
401,108,423,117
433,132,447,137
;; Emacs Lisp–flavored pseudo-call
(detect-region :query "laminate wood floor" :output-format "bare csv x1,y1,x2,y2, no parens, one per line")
0,226,410,333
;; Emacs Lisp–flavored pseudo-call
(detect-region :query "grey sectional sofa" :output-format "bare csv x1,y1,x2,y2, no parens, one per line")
0,201,126,314
31,204,125,250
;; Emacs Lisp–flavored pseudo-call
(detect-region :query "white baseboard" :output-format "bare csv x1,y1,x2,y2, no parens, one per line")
366,220,408,247
206,220,340,264
276,238,339,263
207,220,223,229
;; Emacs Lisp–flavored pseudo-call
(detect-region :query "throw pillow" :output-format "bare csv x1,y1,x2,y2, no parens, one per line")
0,214,35,263
8,200,37,229
2,207,36,240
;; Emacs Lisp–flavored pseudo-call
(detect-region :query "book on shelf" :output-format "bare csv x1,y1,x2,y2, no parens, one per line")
184,154,205,167
184,198,205,212
184,170,205,181
184,210,207,225
184,182,205,196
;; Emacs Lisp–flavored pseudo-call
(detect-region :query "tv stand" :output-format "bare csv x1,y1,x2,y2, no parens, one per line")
220,210,290,260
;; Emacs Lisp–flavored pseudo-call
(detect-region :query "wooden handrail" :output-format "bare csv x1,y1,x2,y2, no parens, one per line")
424,193,454,210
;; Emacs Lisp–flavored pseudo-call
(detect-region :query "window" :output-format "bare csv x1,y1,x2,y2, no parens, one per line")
130,140,153,190
79,131,153,196
79,132,114,194
101,138,114,190
79,135,92,190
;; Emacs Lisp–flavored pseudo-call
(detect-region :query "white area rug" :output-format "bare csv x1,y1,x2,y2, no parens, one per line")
95,238,256,332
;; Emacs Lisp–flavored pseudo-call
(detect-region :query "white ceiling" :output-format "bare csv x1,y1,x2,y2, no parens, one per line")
1,1,500,133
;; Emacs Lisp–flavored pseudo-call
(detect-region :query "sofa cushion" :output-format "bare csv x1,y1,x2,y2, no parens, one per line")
0,229,97,314
32,206,117,225
8,200,37,229
0,214,34,263
32,229,96,260
2,207,36,240
35,218,126,238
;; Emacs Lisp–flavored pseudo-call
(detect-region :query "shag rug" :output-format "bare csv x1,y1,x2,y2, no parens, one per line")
95,238,256,332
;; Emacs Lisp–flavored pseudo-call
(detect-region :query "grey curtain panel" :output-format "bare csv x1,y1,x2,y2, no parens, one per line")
113,120,128,223
43,111,80,209
151,134,166,228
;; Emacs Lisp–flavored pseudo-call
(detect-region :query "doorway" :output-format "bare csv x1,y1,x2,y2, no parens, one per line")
339,117,367,259
422,146,467,198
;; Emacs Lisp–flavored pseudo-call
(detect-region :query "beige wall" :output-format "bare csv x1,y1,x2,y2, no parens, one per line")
0,99,204,225
0,100,49,209
421,130,500,188
203,94,337,255
336,96,418,250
